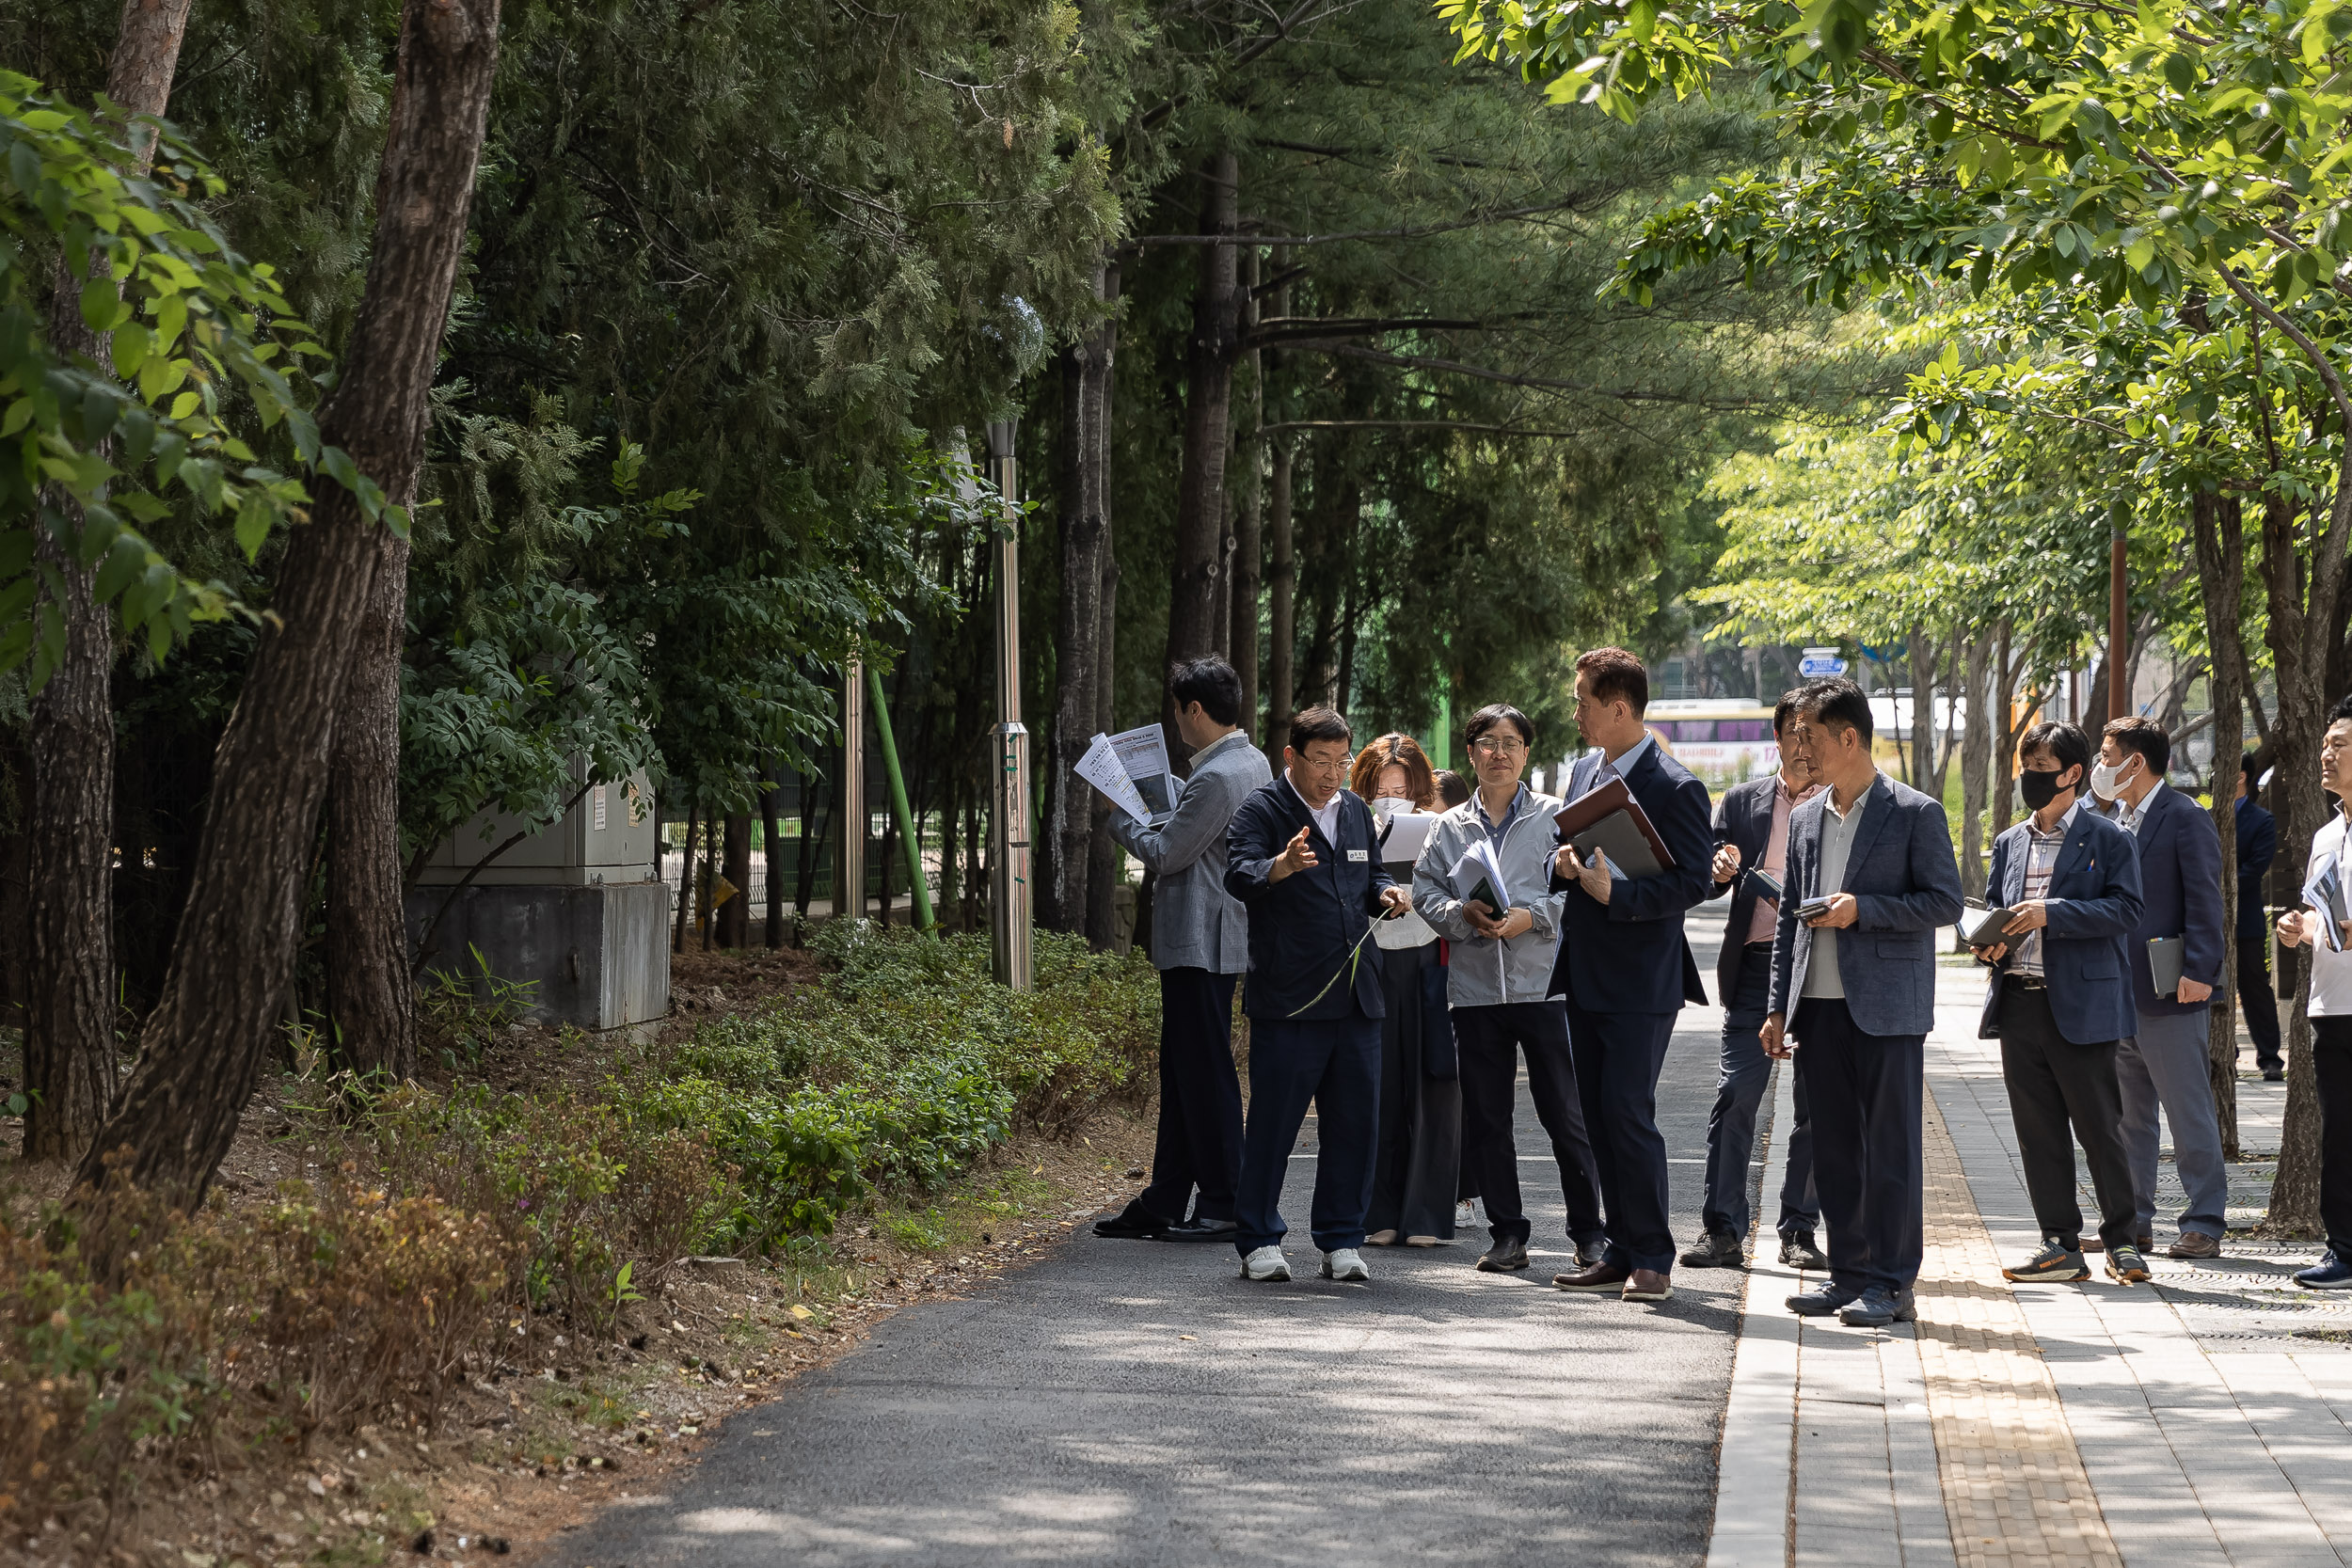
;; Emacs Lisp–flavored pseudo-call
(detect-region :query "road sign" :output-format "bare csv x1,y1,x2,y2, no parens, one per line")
1798,646,1848,678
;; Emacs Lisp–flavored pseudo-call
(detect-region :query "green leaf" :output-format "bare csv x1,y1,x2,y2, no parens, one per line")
78,276,127,334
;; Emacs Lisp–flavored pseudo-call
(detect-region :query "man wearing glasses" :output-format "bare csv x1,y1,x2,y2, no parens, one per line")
1548,648,1717,1303
1224,706,1415,1284
1413,705,1604,1275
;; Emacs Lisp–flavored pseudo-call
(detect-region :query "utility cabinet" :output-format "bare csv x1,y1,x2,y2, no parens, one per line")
406,764,669,1034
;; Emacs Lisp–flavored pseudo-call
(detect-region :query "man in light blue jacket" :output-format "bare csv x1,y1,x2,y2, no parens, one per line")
1413,704,1603,1275
1092,657,1272,1244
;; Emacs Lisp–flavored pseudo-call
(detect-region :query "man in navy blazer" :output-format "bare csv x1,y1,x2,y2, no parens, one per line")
2235,756,2283,1079
1546,648,1716,1303
2094,717,2230,1259
1760,679,1964,1328
1224,706,1413,1284
1971,721,2147,1285
1685,690,1824,1272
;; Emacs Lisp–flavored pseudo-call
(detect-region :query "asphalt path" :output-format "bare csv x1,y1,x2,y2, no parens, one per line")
554,904,1752,1567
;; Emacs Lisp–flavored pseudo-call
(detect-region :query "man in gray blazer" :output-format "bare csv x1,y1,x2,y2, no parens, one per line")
1093,657,1272,1243
1762,679,1964,1327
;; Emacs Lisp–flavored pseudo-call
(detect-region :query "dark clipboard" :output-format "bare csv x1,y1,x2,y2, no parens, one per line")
1553,776,1677,879
1958,902,2015,947
2147,935,2185,999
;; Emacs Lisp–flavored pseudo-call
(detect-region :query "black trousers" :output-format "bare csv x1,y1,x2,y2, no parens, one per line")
1791,997,1923,1295
1566,1002,1678,1274
2239,922,2283,1071
2313,1018,2352,1260
1456,1000,1604,1249
1997,985,2138,1252
1137,967,1244,1225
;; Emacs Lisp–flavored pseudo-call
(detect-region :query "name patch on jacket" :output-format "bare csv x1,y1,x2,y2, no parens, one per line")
1347,848,1368,862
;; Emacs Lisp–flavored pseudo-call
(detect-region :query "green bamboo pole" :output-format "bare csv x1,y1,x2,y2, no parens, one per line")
866,662,936,933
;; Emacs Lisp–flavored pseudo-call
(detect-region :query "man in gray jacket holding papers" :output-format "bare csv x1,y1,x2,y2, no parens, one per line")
1413,704,1605,1275
1092,657,1272,1244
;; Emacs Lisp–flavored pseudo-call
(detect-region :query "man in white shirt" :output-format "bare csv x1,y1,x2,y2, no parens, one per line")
2272,696,2352,1290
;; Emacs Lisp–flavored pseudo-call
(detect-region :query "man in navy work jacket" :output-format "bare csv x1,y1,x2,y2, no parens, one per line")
1547,647,1716,1304
1686,689,1825,1274
1971,721,2147,1287
1091,657,1272,1246
1761,678,1965,1328
2093,716,2230,1260
2236,755,2283,1080
1225,705,1414,1285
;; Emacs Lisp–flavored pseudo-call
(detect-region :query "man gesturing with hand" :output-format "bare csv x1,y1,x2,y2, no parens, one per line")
1225,707,1412,1285
1763,679,1963,1329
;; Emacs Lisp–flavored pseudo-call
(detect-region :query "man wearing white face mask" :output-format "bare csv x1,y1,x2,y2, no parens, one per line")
2093,717,2230,1260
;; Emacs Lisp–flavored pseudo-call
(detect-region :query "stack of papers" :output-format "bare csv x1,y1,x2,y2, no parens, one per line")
1373,799,1438,867
1453,837,1511,914
1074,723,1179,826
2305,852,2347,953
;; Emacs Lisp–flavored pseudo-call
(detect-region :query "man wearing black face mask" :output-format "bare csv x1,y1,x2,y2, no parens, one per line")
1971,721,2146,1286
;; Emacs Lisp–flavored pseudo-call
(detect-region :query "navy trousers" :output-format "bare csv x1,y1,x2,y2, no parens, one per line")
1233,1012,1382,1255
1456,1000,1605,1249
1137,967,1244,1225
1565,1001,1677,1274
1791,996,1924,1295
2239,920,2283,1073
1702,942,1820,1240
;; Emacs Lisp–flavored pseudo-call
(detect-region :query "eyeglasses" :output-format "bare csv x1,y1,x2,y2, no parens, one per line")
1294,753,1349,773
1470,737,1527,757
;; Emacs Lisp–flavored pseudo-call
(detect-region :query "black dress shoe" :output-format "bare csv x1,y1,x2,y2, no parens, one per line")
1161,1216,1238,1243
1092,1200,1168,1240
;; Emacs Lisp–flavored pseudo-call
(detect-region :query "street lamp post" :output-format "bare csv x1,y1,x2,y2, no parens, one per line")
839,655,866,923
985,418,1033,990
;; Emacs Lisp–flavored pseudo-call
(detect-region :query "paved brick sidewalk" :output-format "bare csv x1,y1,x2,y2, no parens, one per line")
1708,955,2352,1568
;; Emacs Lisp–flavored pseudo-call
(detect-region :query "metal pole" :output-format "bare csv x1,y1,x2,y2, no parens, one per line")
866,661,935,934
985,418,1033,990
839,657,866,923
2108,515,2130,721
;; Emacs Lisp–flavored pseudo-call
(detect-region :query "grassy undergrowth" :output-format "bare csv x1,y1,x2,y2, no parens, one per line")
0,926,1156,1541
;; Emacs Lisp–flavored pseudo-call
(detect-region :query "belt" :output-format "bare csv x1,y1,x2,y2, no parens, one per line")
2008,975,2048,991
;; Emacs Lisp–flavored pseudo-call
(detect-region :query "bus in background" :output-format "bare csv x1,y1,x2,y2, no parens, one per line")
1642,700,1781,789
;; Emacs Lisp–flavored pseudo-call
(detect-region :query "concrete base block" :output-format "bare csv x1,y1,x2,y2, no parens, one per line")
407,879,670,1033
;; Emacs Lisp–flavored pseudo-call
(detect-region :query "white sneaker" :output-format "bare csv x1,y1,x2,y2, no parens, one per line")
1322,1248,1370,1282
1240,1245,1291,1282
1455,1200,1477,1228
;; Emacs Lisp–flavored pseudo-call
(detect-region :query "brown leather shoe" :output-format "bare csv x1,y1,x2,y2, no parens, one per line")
1623,1268,1673,1302
2169,1230,2222,1259
2137,1233,2154,1252
1553,1259,1632,1291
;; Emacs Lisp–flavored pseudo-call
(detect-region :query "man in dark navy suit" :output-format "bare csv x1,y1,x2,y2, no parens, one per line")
1684,689,1825,1272
1972,721,2147,1286
1762,679,1965,1328
2236,755,2283,1080
1546,648,1716,1304
1225,706,1414,1285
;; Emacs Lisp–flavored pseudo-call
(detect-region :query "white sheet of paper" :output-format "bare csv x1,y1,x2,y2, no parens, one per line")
1074,733,1153,825
1452,837,1510,911
1376,807,1438,866
1107,723,1178,823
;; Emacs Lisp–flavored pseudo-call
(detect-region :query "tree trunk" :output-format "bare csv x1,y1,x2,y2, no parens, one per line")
698,815,716,948
2260,483,2345,1233
1266,436,1295,764
324,531,416,1080
674,801,696,951
717,812,750,948
1163,152,1239,754
23,0,199,1165
0,731,31,1039
1083,273,1123,952
1046,269,1112,935
1232,247,1263,741
1990,621,2023,846
74,0,501,1210
2192,490,2244,1158
1958,633,1990,905
761,756,785,948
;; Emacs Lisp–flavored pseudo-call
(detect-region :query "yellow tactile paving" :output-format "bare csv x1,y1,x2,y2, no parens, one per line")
1915,1094,2124,1568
